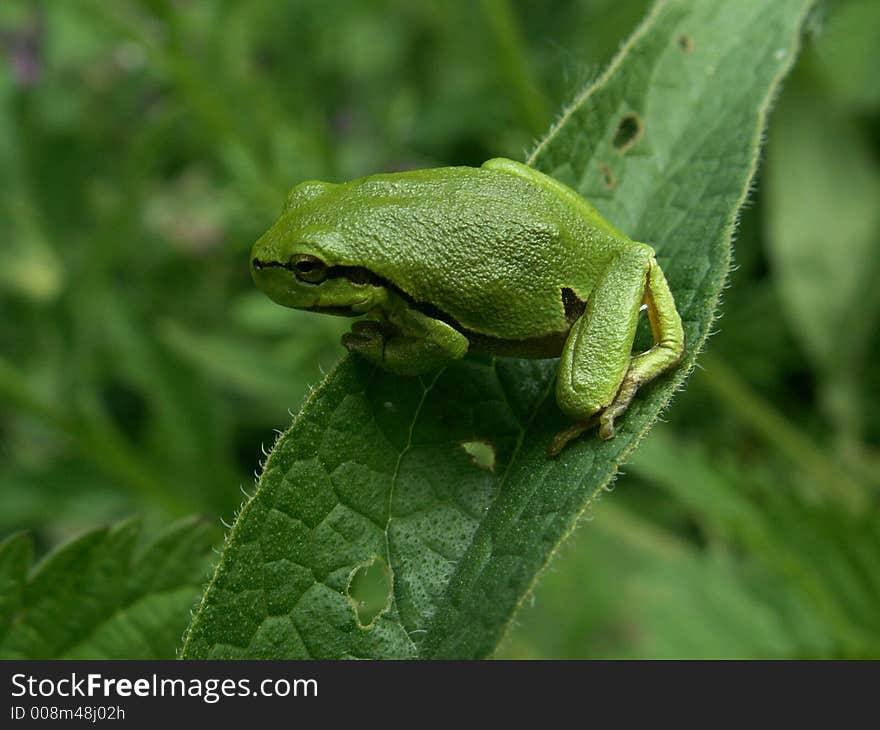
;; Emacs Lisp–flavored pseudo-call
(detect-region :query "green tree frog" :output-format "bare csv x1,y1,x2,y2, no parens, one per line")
251,158,684,453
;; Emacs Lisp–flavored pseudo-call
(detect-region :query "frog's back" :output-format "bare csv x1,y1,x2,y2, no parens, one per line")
300,166,629,341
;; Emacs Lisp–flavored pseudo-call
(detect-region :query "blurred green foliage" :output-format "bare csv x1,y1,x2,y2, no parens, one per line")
1,0,878,659
0,516,219,659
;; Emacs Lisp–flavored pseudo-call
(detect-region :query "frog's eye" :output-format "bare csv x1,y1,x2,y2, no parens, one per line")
292,254,328,284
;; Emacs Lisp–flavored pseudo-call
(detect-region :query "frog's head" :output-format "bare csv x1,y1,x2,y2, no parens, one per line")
250,180,386,316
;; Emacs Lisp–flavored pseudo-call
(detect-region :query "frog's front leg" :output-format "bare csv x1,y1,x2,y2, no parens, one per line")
342,301,469,376
549,245,684,454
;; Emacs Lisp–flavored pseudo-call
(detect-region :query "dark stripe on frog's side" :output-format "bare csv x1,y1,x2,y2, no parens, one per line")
253,258,583,357
457,288,585,357
378,274,584,358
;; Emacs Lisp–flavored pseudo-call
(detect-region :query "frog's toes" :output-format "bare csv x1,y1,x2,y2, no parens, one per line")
599,382,640,439
598,410,616,440
547,415,601,456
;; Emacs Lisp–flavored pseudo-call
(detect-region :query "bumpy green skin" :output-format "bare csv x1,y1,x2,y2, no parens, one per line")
251,158,684,452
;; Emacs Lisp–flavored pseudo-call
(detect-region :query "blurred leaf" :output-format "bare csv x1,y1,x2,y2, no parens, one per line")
0,516,218,659
0,461,134,539
765,82,880,372
89,297,241,513
626,428,880,655
0,533,31,647
497,496,836,659
181,0,814,659
507,419,880,659
813,0,880,110
479,0,551,137
157,311,347,408
0,195,64,302
617,551,801,659
765,76,880,447
157,319,309,406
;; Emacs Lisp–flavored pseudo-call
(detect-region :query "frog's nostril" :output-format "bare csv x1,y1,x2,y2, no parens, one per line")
252,258,264,271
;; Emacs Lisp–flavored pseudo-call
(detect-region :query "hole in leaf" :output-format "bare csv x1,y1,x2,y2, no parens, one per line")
612,113,644,155
460,439,496,471
599,161,616,190
678,34,694,53
346,557,392,628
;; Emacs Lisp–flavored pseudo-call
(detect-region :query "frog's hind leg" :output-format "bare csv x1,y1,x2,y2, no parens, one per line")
598,255,684,439
551,245,684,453
552,247,648,451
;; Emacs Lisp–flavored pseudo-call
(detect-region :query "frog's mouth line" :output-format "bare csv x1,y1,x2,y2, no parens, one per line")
252,258,385,316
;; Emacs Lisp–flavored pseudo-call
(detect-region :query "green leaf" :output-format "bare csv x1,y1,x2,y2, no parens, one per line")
764,75,880,443
497,501,814,660
0,533,32,648
626,428,880,655
812,0,880,110
765,81,880,372
156,309,347,408
0,516,218,659
181,0,815,659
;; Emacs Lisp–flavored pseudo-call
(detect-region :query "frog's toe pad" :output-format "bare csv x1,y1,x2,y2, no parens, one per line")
598,412,616,440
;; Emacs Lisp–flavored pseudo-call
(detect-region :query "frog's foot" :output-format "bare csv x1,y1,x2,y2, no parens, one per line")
342,320,387,365
342,313,468,376
547,414,600,457
598,379,639,440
